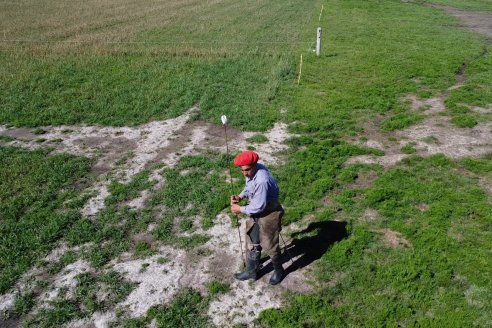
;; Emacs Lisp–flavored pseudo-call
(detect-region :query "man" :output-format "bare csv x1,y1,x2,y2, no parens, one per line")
230,150,285,285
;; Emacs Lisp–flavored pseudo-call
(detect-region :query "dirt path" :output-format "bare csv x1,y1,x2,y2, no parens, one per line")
434,4,492,39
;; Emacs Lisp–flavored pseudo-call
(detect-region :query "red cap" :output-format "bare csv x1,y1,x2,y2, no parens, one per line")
234,151,259,166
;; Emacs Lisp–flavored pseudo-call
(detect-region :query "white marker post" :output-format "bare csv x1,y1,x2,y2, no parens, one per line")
316,27,322,57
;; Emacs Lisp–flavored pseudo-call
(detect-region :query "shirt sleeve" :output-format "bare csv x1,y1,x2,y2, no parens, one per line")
239,187,248,199
240,181,268,215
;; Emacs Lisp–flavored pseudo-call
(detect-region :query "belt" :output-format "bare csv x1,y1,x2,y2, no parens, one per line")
251,201,280,219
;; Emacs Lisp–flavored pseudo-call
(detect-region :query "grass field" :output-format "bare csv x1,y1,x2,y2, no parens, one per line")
0,0,320,130
1,0,491,326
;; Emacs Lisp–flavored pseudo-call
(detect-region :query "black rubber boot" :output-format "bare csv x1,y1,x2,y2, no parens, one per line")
269,259,284,285
234,250,260,281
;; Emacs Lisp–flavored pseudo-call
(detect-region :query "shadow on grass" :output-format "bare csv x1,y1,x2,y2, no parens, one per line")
257,220,348,281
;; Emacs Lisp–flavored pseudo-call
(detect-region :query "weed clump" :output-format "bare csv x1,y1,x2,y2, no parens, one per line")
206,280,231,296
147,288,210,328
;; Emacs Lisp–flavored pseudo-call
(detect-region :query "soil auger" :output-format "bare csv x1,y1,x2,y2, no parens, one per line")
221,115,246,267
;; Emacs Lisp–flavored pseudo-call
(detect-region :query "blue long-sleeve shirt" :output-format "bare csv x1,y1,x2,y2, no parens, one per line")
239,163,279,216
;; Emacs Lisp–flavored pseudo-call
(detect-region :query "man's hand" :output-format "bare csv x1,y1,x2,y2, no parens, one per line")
230,195,241,205
231,204,241,214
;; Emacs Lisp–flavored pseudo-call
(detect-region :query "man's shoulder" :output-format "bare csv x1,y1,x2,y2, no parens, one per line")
254,164,273,181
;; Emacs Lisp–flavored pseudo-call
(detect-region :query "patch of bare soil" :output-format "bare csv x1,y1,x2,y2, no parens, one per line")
0,107,295,218
434,5,492,39
0,110,303,327
378,229,412,248
56,212,309,327
347,5,492,169
362,208,379,222
347,92,492,167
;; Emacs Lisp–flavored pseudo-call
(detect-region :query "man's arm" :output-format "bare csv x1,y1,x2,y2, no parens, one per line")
240,182,268,215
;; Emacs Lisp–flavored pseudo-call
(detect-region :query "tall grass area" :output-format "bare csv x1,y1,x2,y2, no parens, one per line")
0,54,291,130
0,0,321,130
0,147,90,294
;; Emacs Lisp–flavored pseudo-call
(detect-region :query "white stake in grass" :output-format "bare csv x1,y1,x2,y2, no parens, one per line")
221,115,246,266
316,27,322,57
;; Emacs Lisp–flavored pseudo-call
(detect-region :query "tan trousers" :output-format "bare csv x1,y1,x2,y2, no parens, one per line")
245,202,284,261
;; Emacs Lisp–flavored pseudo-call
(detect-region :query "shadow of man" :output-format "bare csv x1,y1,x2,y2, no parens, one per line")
257,220,348,280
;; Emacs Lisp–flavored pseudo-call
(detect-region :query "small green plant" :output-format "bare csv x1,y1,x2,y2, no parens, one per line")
139,263,150,273
401,143,417,154
157,257,169,264
206,281,230,296
14,293,36,316
33,128,46,135
380,113,424,132
422,135,440,144
451,115,478,128
135,240,152,255
246,134,269,144
179,218,194,232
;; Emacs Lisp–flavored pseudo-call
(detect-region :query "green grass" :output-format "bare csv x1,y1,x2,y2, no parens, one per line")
380,112,425,132
116,288,211,328
0,147,90,294
446,46,492,126
258,0,492,325
106,169,155,205
206,281,230,296
245,134,269,144
261,155,492,327
284,0,484,137
1,0,492,325
147,288,210,328
24,300,82,328
63,153,231,268
0,0,322,130
0,54,291,130
24,270,135,326
150,153,234,229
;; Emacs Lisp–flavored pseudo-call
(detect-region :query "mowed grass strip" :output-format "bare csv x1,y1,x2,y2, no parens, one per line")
0,147,91,294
